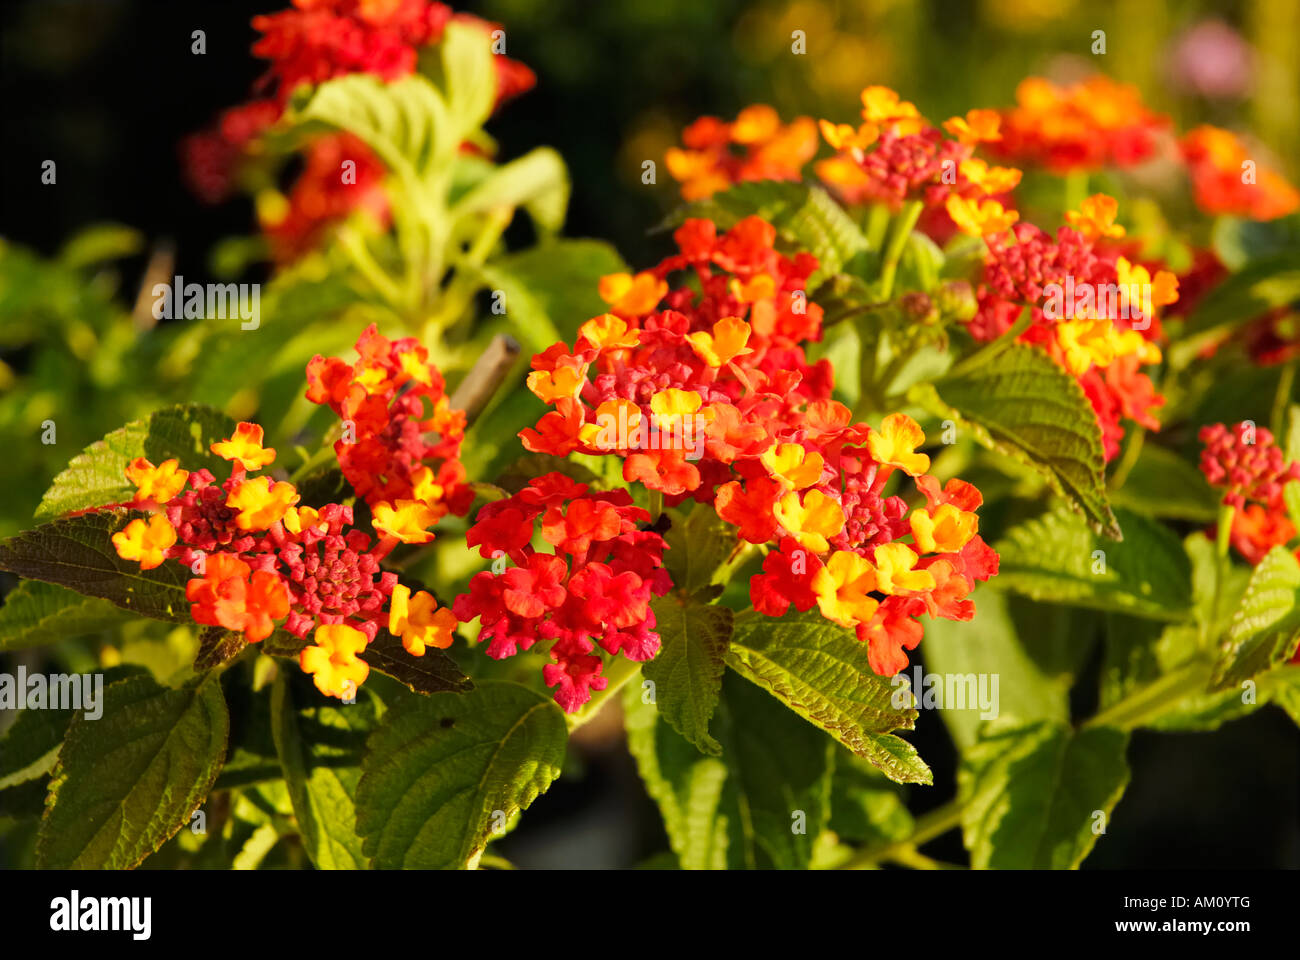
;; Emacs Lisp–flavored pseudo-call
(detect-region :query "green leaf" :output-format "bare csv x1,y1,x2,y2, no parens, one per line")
0,705,73,791
623,684,730,869
34,403,237,521
271,674,377,869
958,719,1130,869
1213,545,1300,689
194,627,249,672
0,510,192,622
36,674,229,868
1181,253,1300,338
357,628,473,695
920,590,1069,752
477,238,626,348
663,505,738,595
827,752,913,845
724,611,930,784
664,181,868,285
925,343,1117,537
437,22,496,139
643,594,733,755
1109,443,1219,523
288,74,456,184
1211,214,1300,271
993,505,1192,620
713,671,835,869
454,147,570,235
0,579,134,651
355,681,566,868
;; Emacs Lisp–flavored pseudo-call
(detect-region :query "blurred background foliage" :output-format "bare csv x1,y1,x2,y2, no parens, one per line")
1,0,1297,868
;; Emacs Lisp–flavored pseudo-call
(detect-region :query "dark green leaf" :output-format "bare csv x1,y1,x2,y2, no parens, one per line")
0,579,134,651
643,593,733,755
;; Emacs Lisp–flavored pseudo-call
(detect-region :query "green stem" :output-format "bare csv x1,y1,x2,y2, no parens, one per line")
877,200,924,302
1084,660,1211,731
1271,360,1296,438
337,227,404,306
1107,427,1145,491
943,305,1033,381
837,799,963,870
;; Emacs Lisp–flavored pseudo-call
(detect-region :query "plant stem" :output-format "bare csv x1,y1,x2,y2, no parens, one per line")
337,227,404,306
1272,360,1296,438
877,200,924,302
943,305,1033,381
1107,427,1145,491
837,798,964,870
1084,660,1210,731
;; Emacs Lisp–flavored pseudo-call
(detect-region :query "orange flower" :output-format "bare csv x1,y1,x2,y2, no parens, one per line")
943,109,1001,145
773,489,845,554
812,551,880,628
1066,194,1126,241
910,503,978,554
859,86,924,134
211,422,277,470
371,499,438,544
125,457,189,503
958,158,1022,196
598,271,667,318
388,584,456,656
226,476,300,531
578,313,640,352
186,552,289,642
818,119,879,153
871,543,935,595
867,414,930,476
299,624,370,699
111,514,177,570
685,316,754,367
946,195,1019,237
526,357,588,403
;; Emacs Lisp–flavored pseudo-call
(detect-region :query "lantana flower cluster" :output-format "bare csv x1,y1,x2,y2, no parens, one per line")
1199,421,1300,565
109,336,473,700
454,475,672,712
183,0,535,260
306,323,474,519
505,214,998,678
665,105,819,201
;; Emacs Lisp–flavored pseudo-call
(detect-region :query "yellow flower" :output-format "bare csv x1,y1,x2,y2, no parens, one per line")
910,504,978,555
649,388,714,430
1056,318,1118,375
946,195,1019,237
211,422,277,470
283,505,328,535
299,624,370,699
773,489,845,554
372,499,438,544
812,551,880,628
578,313,640,352
125,457,189,503
871,542,935,595
943,109,1002,145
685,316,754,368
731,104,781,143
867,413,930,476
598,271,667,317
111,514,176,570
959,158,1022,196
226,476,300,531
1066,194,1126,241
388,584,457,656
859,86,925,134
526,361,587,403
760,442,824,490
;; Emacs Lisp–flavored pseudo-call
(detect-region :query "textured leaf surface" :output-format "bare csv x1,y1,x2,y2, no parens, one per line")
35,403,236,521
663,505,737,595
36,674,229,868
1214,546,1300,689
994,506,1192,620
959,719,1129,869
929,344,1117,537
643,594,733,755
0,579,133,651
1110,444,1219,523
355,681,566,868
725,611,929,784
271,674,376,869
0,510,192,621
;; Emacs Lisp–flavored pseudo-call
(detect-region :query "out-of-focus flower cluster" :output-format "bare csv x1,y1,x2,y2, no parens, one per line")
487,215,998,683
665,105,819,201
1199,421,1300,565
182,0,536,261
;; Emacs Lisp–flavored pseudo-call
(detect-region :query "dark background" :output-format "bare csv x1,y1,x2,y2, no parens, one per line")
1,0,1297,869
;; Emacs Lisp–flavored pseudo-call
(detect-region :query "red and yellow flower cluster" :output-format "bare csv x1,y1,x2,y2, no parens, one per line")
454,475,672,712
306,323,474,520
665,105,819,201
1199,421,1300,565
109,336,470,700
965,193,1178,460
1180,126,1300,222
183,0,535,259
505,214,998,678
